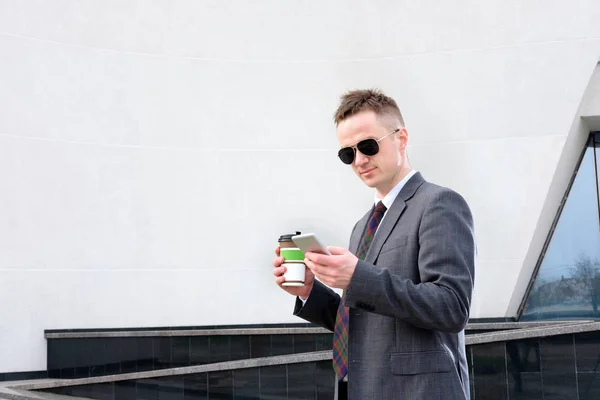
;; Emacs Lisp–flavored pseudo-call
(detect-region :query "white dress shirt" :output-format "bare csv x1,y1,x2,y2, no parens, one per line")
376,169,417,230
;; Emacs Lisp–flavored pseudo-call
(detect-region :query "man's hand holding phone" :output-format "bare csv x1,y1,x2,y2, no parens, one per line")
303,246,359,291
291,233,359,291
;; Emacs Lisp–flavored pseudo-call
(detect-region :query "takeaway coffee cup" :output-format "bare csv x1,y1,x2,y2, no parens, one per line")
278,232,305,286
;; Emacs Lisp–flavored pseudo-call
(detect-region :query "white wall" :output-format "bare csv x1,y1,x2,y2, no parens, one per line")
1,0,600,373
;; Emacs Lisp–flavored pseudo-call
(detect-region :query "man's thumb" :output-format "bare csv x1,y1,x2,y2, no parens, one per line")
327,246,347,255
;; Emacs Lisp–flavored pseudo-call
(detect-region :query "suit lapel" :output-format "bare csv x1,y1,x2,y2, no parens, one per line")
349,211,370,254
364,172,425,263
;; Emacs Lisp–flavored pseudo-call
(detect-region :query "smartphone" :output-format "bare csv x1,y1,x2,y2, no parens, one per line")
292,233,331,255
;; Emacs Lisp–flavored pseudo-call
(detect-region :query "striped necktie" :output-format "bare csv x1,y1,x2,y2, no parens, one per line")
332,201,387,379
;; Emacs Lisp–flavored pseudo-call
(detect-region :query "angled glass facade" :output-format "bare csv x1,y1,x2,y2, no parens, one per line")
521,133,600,320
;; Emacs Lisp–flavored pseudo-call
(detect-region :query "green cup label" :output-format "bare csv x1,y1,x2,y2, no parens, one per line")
280,247,304,262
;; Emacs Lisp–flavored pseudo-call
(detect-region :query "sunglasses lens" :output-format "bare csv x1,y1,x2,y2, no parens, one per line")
338,148,355,164
338,138,381,164
356,139,379,156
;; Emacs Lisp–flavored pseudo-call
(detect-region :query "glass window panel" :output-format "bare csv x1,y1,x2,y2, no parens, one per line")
316,360,335,399
183,373,207,400
208,370,233,399
521,135,600,320
189,336,209,365
288,362,317,399
259,365,286,398
506,339,543,399
540,335,577,398
232,368,259,399
471,342,508,400
271,334,294,356
229,335,250,361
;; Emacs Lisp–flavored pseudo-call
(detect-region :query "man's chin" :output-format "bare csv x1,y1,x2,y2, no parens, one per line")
360,177,378,188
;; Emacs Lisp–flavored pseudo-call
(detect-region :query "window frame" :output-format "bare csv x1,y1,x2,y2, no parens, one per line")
516,132,600,320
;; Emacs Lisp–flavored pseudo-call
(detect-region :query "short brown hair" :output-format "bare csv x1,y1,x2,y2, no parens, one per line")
333,88,404,128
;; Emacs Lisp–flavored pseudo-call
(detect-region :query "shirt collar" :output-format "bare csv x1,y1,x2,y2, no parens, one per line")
375,169,417,209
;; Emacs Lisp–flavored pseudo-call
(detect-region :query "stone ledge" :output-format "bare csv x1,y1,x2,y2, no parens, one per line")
44,320,590,339
12,351,332,391
466,321,600,345
0,385,90,400
465,320,589,331
44,327,330,339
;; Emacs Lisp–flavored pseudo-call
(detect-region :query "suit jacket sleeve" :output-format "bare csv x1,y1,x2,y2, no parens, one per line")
344,188,475,333
293,280,340,332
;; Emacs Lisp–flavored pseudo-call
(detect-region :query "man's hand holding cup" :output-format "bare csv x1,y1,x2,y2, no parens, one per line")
273,233,315,299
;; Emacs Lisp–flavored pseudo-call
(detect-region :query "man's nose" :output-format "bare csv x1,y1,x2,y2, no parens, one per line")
354,150,369,166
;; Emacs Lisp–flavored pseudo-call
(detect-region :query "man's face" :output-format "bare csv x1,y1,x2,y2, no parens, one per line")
336,110,407,197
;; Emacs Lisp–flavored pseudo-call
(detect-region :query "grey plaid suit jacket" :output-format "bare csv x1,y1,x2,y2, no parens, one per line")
294,172,475,399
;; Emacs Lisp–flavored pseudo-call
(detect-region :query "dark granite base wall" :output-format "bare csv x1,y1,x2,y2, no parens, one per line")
20,325,600,399
469,331,600,399
40,328,600,400
0,370,47,382
47,333,333,379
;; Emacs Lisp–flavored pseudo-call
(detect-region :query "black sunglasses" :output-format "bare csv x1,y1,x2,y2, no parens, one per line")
337,129,400,165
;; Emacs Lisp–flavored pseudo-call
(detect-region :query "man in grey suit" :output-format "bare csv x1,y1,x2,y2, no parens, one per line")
273,89,475,399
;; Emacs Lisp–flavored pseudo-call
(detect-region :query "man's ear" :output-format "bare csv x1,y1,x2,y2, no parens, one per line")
397,127,408,149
